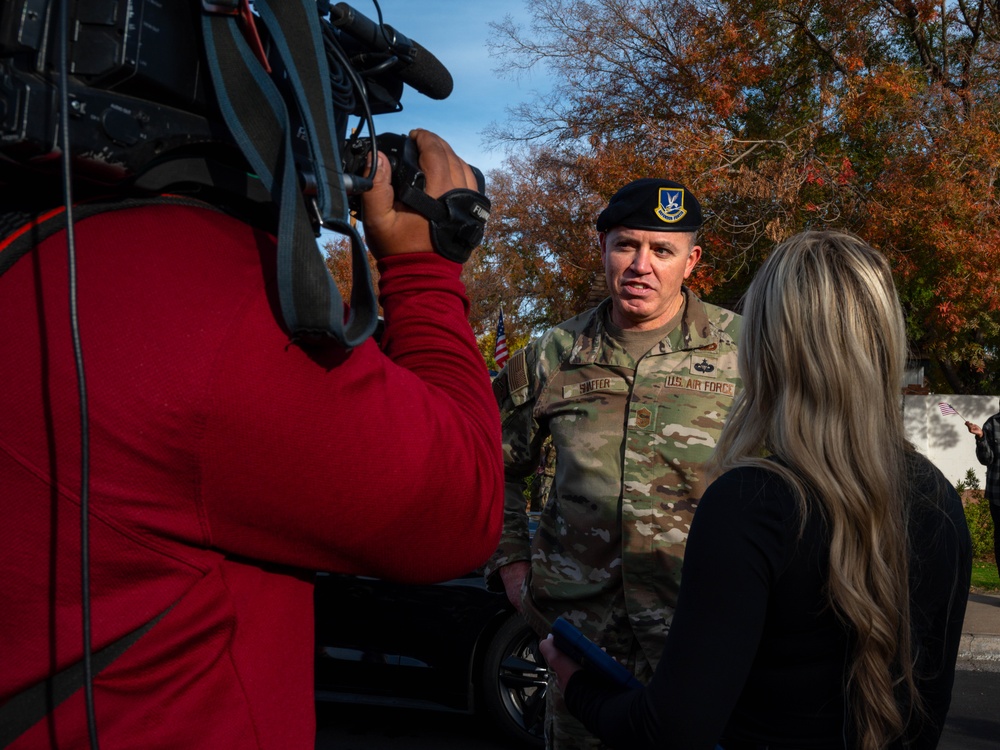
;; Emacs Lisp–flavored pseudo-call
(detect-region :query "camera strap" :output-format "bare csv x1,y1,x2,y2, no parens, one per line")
201,0,378,348
395,184,491,264
0,197,225,279
0,602,176,748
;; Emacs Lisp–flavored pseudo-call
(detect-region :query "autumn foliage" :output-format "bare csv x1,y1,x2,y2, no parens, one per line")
480,0,1000,393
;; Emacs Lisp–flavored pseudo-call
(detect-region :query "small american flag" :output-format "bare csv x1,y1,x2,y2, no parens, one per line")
494,309,509,369
938,402,963,419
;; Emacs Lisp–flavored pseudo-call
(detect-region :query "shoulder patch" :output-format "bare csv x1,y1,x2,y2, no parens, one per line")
492,348,530,405
506,348,529,395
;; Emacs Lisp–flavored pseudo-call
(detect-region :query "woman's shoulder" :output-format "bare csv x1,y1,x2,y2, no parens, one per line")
692,463,806,568
903,450,960,505
708,461,795,496
903,448,939,476
904,450,967,531
700,462,801,521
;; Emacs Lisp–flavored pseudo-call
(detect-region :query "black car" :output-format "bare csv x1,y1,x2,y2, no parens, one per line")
314,564,548,747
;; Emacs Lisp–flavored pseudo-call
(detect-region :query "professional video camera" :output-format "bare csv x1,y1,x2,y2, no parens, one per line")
0,0,489,344
0,0,457,203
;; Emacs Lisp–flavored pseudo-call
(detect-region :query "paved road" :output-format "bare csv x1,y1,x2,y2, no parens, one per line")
316,668,1000,749
939,668,1000,750
316,701,515,749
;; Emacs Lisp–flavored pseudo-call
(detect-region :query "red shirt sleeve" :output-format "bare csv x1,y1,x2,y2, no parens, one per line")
198,248,503,582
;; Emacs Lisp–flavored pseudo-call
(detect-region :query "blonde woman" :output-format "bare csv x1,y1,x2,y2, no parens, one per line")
541,231,972,750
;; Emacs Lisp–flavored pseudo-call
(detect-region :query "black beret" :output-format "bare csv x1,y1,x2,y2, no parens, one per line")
596,178,703,233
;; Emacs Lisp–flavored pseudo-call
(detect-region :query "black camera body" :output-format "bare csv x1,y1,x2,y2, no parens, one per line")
341,132,422,200
0,0,484,342
0,1,456,208
342,131,485,213
0,1,229,191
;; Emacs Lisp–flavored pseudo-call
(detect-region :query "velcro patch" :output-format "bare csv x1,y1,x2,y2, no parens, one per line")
665,374,735,397
689,354,719,377
507,349,529,395
562,378,628,399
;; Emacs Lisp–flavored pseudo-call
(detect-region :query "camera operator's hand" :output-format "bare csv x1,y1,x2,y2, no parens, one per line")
361,129,478,259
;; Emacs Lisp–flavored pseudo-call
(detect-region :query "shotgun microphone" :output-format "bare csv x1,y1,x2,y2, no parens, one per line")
328,2,454,100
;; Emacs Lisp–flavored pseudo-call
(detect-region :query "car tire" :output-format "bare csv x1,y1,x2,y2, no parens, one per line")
480,614,548,748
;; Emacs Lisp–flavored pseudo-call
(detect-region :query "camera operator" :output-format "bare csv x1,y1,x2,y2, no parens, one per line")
0,128,503,748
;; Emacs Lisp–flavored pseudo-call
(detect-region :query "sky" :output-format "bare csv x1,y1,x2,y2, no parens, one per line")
343,0,547,174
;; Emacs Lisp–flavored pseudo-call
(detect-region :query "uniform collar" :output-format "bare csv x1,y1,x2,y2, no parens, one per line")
569,287,717,365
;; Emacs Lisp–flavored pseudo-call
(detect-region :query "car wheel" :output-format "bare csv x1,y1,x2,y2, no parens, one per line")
481,614,548,748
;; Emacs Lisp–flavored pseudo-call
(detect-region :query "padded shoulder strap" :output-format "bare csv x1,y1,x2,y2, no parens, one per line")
0,603,175,748
201,0,378,348
0,196,220,278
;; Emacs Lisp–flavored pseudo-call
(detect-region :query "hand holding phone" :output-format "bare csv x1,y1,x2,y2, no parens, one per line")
551,617,642,689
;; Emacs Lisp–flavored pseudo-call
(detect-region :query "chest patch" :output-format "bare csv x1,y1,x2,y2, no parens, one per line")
666,374,736,397
690,354,718,377
563,377,629,399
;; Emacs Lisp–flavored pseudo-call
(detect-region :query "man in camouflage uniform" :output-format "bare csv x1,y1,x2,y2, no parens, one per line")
485,178,741,749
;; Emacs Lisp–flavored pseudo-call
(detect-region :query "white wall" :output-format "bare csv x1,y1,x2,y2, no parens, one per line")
903,395,999,488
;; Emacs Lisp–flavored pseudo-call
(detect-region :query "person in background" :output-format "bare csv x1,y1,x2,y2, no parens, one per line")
966,403,1000,577
542,230,972,750
486,178,741,748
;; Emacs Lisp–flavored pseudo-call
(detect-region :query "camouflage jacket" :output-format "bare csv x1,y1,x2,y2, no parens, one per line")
485,289,741,667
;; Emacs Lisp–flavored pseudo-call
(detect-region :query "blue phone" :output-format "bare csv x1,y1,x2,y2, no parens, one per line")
551,617,642,689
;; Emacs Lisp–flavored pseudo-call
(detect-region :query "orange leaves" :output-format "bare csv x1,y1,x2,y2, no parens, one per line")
836,158,856,185
709,87,744,119
802,164,825,186
480,0,1000,390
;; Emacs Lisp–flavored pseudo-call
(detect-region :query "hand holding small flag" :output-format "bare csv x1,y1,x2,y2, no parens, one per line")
938,402,965,420
940,402,982,436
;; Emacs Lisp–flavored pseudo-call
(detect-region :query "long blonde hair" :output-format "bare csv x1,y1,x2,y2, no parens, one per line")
709,231,916,749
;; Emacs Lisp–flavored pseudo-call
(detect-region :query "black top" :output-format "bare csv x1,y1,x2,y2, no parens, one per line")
975,413,1000,505
565,453,972,750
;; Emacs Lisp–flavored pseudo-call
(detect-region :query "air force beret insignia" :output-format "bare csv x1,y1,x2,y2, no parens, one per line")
655,188,688,224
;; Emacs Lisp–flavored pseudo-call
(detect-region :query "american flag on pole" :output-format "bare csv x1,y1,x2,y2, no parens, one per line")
939,402,964,419
494,309,509,369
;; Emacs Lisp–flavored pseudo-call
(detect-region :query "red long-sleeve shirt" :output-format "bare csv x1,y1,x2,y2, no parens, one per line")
0,203,503,748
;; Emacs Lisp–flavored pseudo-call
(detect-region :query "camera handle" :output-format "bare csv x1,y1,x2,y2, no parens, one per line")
385,135,490,264
394,181,491,264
